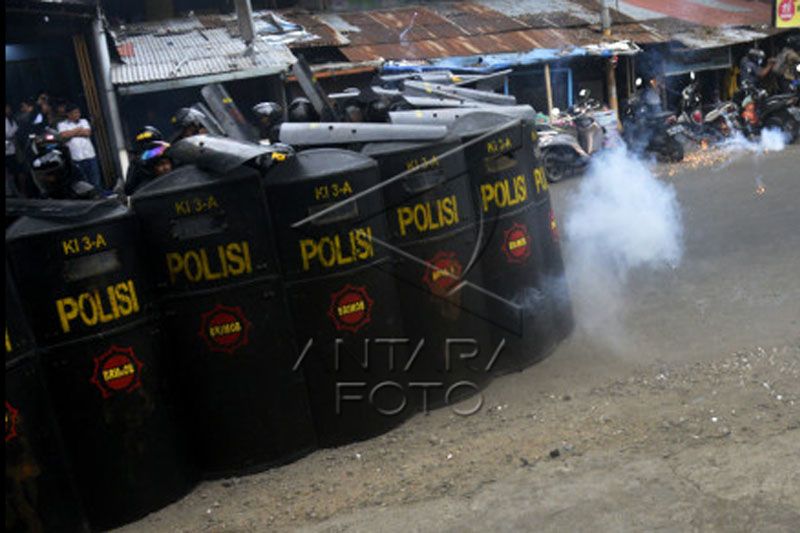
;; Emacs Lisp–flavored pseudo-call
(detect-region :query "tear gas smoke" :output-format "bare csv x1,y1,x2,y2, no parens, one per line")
562,146,684,349
721,127,788,155
717,127,787,194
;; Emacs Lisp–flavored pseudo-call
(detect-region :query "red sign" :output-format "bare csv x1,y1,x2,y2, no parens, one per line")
423,251,464,296
502,222,532,264
328,284,374,333
5,401,19,443
90,346,144,399
779,0,795,21
198,304,252,355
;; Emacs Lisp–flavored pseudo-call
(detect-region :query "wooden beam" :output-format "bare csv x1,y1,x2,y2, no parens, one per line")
544,62,553,114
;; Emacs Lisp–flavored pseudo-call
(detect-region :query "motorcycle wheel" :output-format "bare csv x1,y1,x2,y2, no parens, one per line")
542,149,569,183
657,137,684,163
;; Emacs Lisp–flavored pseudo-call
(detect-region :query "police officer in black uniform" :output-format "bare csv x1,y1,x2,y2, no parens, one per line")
124,127,173,195
170,107,211,141
28,145,100,200
739,48,775,90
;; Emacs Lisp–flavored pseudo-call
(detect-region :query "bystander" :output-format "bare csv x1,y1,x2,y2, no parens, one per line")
57,103,103,189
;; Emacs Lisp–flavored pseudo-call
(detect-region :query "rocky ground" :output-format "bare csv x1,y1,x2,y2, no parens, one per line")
117,145,800,532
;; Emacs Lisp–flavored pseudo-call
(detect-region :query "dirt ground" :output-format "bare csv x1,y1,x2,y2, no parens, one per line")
117,146,800,532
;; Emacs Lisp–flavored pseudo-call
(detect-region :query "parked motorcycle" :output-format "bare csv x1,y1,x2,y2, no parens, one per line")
676,71,740,143
538,126,591,183
739,81,800,144
537,88,609,182
676,72,705,141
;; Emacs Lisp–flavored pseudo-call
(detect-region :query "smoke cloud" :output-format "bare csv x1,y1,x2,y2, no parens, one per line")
721,127,788,155
562,146,684,349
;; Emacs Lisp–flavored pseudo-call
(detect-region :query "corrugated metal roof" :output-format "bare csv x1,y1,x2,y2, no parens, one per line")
616,0,771,26
332,0,776,62
473,0,601,23
432,3,529,35
110,15,297,86
336,7,467,45
280,11,350,47
415,39,640,70
342,25,648,62
671,26,773,49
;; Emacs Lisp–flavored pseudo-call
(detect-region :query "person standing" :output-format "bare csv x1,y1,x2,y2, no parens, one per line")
57,103,103,189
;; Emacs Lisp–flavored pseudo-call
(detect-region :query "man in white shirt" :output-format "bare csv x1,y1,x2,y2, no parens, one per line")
57,103,102,189
6,102,21,195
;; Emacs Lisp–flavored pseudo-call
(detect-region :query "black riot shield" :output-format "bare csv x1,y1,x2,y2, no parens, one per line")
5,200,190,530
361,137,496,407
5,267,89,533
452,112,574,372
131,164,316,477
168,134,278,174
264,149,413,445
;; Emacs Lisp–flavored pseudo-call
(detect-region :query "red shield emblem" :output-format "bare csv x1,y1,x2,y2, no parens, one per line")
423,251,464,296
198,304,252,355
5,401,19,443
328,285,374,333
502,222,532,264
90,346,144,399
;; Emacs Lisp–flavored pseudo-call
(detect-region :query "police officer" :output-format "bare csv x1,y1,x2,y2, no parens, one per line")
739,48,775,90
171,107,210,141
287,97,319,122
28,146,100,200
252,102,283,144
124,138,173,195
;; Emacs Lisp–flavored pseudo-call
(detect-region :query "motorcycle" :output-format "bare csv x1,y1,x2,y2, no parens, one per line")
538,126,591,183
622,78,684,162
739,81,800,144
676,72,705,141
538,88,608,182
677,71,740,143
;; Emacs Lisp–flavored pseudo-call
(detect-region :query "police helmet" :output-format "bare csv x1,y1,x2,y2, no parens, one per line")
747,48,766,65
134,126,164,152
252,102,284,124
172,107,208,129
366,99,390,122
31,150,68,195
288,97,319,122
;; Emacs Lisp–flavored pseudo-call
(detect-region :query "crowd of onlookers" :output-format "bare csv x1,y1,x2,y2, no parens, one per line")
5,91,102,198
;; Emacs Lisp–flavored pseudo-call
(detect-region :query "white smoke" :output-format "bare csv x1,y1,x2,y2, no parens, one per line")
715,127,787,191
562,146,684,349
721,127,788,155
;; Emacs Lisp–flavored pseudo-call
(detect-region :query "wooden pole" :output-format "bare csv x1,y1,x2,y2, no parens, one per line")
73,34,115,187
606,58,620,129
544,63,554,115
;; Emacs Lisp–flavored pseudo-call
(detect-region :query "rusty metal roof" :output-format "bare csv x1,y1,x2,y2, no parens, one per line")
341,26,644,62
324,0,777,63
281,11,350,47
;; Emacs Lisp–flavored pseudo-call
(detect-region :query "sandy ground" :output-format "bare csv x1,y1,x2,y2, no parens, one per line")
117,145,800,532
